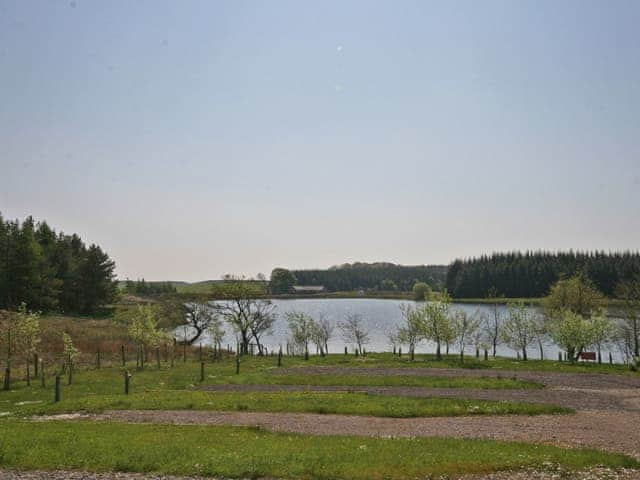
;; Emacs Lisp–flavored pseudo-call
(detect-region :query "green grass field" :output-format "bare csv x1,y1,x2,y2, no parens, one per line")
9,390,569,418
0,357,557,418
0,421,636,479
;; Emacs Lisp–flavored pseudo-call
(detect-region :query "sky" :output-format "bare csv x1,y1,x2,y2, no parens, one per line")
1,0,639,281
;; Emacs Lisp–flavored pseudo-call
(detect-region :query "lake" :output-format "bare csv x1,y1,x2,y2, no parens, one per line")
190,298,627,363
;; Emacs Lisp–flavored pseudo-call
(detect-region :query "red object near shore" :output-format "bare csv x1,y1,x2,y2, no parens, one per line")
579,352,596,361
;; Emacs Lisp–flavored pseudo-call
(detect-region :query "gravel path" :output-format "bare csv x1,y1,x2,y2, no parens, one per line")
3,468,640,480
80,408,640,460
200,383,640,411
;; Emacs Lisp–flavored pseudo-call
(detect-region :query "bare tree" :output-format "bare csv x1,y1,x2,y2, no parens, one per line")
339,313,370,353
183,302,216,345
215,278,274,355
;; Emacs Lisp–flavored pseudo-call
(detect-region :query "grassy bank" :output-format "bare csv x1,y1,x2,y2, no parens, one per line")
14,390,568,418
0,421,635,479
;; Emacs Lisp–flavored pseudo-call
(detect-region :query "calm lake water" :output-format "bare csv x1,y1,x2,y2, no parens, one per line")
195,298,625,363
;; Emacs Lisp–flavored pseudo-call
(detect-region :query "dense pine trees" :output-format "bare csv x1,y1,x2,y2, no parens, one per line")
292,262,448,292
0,214,117,313
445,251,640,298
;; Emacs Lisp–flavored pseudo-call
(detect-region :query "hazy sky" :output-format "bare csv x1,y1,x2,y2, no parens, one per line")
1,1,639,281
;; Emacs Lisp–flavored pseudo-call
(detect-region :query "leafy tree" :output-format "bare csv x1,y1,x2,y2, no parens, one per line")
543,273,606,318
397,304,425,360
452,309,480,363
412,282,431,301
16,304,41,385
502,301,536,360
270,268,297,294
422,292,452,360
379,279,398,291
62,332,79,384
548,310,596,363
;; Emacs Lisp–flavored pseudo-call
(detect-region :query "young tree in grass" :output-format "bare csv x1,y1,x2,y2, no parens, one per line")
62,332,79,384
312,313,333,356
16,304,40,385
452,309,480,363
483,287,503,357
128,304,161,369
423,292,452,360
502,301,536,361
339,313,370,354
397,304,425,360
286,311,315,356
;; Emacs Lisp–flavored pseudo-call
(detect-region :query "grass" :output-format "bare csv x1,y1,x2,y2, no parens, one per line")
1,421,636,479
10,390,569,418
221,372,540,389
0,358,560,418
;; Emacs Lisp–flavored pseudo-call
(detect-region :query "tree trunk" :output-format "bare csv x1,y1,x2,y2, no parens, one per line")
522,348,527,361
26,358,30,386
436,342,441,360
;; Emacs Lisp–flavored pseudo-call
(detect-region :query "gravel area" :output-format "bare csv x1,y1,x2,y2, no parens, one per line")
199,383,640,411
3,468,640,480
79,408,640,460
0,466,640,480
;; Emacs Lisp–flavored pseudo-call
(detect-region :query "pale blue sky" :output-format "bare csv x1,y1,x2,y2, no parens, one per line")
1,0,639,281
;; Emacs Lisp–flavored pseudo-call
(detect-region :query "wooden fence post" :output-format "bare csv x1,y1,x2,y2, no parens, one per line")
200,361,205,382
236,356,240,375
55,375,61,402
125,371,131,395
40,360,45,388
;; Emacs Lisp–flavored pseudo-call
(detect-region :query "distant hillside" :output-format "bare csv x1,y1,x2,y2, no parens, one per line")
292,262,448,292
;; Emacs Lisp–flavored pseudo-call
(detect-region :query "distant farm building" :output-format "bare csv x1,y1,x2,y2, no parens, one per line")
292,285,326,293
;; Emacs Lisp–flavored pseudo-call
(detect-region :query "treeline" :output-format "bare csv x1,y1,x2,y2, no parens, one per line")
292,262,448,292
446,251,640,298
123,279,177,295
0,214,117,313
